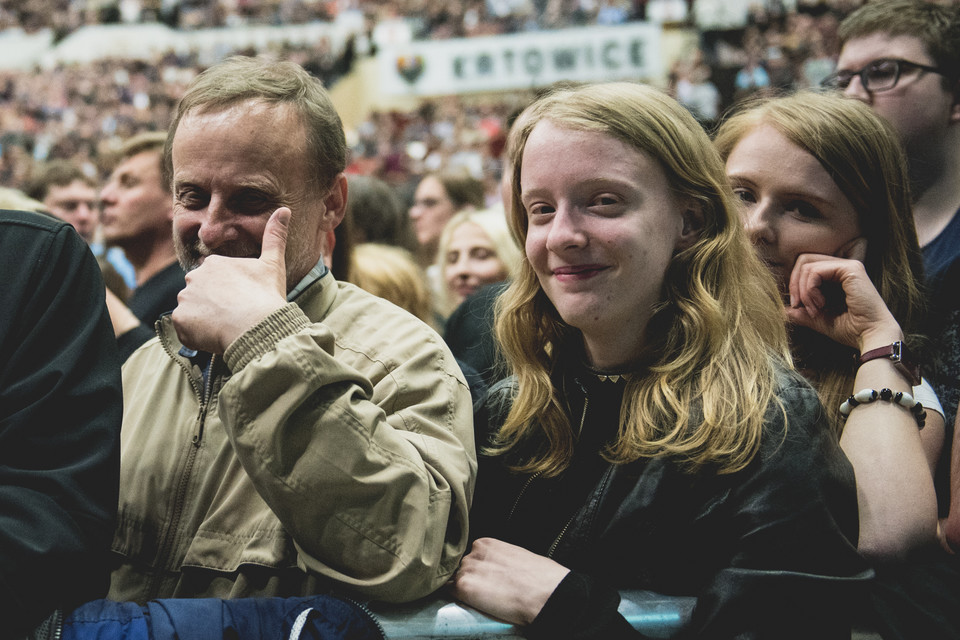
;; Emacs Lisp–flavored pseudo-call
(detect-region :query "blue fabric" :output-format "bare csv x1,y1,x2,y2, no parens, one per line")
922,207,960,288
63,596,383,640
90,243,137,290
63,600,149,640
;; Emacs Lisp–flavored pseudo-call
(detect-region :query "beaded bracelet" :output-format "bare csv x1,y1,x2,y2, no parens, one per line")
839,388,926,429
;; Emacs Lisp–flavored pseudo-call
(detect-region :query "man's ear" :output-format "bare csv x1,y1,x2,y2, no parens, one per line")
837,236,867,262
320,173,348,230
676,199,705,252
321,228,336,269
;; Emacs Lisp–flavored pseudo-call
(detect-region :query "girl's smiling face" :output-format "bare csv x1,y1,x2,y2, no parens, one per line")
520,120,698,367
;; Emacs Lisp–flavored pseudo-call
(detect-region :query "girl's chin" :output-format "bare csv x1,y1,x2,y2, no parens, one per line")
453,287,476,301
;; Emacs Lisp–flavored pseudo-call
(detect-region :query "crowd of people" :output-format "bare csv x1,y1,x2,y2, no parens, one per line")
1,1,927,207
2,0,960,638
3,0,637,36
0,36,353,194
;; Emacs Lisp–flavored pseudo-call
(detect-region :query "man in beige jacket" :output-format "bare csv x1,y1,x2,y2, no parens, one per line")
108,56,477,605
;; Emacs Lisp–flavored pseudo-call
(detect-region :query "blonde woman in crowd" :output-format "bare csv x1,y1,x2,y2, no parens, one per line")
351,243,436,330
435,207,522,316
452,82,869,638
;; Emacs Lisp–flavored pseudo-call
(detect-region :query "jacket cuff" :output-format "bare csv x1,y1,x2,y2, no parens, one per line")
526,571,631,640
224,302,311,372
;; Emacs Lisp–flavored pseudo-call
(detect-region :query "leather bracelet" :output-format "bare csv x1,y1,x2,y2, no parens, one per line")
839,387,925,429
857,341,921,387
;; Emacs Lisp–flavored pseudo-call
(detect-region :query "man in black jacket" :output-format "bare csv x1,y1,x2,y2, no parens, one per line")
0,209,122,636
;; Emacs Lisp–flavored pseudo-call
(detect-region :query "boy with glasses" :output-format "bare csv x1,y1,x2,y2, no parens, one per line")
830,5,960,637
834,0,960,434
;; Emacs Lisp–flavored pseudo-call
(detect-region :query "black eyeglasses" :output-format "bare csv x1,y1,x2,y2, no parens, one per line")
821,58,947,92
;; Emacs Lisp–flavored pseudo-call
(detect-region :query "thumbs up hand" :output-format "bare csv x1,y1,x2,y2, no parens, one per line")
172,207,292,355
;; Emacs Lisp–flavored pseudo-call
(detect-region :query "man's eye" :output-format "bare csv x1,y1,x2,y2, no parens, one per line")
224,189,277,215
176,190,206,208
868,61,898,80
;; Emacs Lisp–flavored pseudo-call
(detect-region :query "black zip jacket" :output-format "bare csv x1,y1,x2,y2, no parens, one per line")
0,210,122,636
471,361,871,639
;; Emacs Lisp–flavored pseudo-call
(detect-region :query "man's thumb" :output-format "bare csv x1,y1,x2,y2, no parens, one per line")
261,207,291,269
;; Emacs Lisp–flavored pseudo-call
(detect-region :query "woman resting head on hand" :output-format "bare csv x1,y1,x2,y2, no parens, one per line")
453,82,870,639
715,90,946,560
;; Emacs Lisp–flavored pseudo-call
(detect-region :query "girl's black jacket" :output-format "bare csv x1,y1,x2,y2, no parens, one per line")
471,362,872,639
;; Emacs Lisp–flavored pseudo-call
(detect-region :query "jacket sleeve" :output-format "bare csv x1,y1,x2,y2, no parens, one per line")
679,376,872,639
218,302,477,602
0,222,122,635
527,572,643,639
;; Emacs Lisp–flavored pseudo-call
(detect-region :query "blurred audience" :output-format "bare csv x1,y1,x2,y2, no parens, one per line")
345,173,417,252
25,160,98,242
434,207,520,316
352,242,436,329
98,131,186,358
409,169,485,266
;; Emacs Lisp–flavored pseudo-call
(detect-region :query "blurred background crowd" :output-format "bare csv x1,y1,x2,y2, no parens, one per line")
2,0,935,207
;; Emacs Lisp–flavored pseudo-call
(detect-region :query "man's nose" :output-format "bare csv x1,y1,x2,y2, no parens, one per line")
843,76,872,103
76,202,97,222
196,201,238,250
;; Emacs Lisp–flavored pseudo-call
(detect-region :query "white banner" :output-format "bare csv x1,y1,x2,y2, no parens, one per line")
379,22,663,96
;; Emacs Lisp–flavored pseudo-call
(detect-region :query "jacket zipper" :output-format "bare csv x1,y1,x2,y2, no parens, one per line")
576,389,588,437
192,355,217,446
547,391,589,557
31,609,62,640
510,381,591,556
507,471,541,522
547,512,578,558
148,338,217,599
342,597,388,639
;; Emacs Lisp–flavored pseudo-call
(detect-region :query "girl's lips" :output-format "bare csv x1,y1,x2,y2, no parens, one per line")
552,264,608,280
453,283,477,297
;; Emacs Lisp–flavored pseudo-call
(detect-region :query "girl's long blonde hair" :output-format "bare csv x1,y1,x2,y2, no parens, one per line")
493,82,790,477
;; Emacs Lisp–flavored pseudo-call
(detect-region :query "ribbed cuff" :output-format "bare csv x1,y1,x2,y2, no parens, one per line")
223,302,311,372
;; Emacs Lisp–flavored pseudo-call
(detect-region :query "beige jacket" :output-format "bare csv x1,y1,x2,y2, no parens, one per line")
109,273,477,604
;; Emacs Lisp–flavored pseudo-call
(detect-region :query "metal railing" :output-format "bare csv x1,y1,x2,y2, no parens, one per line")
372,591,696,639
